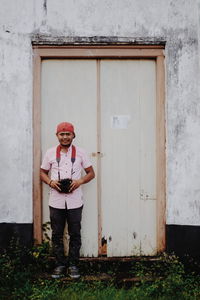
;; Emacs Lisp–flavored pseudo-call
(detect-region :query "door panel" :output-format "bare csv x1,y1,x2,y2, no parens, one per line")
41,59,98,256
100,60,156,256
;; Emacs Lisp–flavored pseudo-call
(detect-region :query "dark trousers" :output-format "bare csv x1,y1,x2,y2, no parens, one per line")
49,205,83,267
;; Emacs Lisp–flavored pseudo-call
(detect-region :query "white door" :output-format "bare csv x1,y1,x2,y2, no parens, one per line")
41,58,157,257
100,60,156,256
41,60,99,256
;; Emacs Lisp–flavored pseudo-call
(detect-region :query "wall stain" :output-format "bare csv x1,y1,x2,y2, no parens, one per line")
31,34,166,45
133,232,137,239
43,0,47,14
41,0,47,27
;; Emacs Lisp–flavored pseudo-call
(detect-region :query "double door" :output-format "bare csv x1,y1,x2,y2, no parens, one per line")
41,58,157,256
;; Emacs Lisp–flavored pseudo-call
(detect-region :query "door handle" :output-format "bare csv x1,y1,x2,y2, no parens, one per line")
91,152,104,158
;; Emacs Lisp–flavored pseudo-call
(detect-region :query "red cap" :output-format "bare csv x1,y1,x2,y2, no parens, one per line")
56,122,75,135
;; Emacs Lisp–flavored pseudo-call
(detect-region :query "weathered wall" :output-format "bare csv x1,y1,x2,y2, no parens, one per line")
0,0,199,228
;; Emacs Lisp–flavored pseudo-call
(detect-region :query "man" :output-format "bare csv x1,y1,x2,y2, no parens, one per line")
40,122,95,279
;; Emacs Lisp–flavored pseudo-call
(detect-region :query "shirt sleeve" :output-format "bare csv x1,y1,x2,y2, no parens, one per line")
81,149,92,169
41,150,51,171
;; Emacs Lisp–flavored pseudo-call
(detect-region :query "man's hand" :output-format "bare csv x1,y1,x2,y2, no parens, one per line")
49,180,61,192
69,166,95,192
69,179,83,192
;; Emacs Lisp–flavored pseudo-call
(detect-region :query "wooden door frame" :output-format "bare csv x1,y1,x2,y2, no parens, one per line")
33,45,166,253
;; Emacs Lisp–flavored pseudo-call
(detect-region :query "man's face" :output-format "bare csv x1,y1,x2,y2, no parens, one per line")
56,131,74,147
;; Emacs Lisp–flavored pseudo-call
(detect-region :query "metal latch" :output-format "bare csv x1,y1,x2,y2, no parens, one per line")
91,152,104,158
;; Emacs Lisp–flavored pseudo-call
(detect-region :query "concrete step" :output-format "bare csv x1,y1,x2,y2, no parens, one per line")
78,256,164,276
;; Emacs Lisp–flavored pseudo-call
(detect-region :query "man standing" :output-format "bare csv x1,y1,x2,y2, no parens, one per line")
40,122,95,279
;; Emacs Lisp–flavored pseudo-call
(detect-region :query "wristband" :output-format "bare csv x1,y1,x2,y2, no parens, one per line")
49,180,53,187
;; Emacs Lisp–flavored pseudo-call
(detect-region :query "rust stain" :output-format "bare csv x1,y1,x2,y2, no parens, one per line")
101,237,107,256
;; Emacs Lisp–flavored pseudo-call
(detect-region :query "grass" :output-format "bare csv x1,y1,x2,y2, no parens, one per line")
1,239,200,300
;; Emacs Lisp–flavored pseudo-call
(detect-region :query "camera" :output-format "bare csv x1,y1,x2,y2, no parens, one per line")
59,178,72,193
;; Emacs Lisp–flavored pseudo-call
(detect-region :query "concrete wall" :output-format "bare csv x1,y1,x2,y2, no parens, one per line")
0,0,199,227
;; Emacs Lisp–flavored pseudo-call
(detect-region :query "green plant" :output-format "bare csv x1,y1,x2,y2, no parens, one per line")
0,237,53,300
1,241,200,300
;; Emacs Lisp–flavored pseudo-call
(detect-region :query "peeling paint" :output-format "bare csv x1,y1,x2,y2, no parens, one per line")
101,237,107,255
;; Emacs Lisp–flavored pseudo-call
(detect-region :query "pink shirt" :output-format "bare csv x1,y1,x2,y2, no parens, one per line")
41,144,92,209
